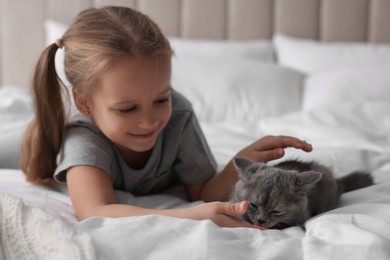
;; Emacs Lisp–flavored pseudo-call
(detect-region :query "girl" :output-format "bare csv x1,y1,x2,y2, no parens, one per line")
21,6,312,228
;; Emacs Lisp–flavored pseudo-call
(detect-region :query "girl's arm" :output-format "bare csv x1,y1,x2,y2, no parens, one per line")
187,135,313,202
66,165,261,229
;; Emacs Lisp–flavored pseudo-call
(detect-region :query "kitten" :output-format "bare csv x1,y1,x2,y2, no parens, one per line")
229,157,374,229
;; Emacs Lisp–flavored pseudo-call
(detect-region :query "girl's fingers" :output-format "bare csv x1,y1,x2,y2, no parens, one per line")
252,135,313,152
221,215,267,230
217,201,267,230
218,201,248,217
237,136,313,163
253,148,285,162
217,212,264,229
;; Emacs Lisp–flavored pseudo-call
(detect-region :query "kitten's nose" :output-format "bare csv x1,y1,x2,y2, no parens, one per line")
257,217,267,225
255,212,268,225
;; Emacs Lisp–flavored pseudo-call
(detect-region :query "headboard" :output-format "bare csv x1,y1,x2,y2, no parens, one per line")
1,0,390,88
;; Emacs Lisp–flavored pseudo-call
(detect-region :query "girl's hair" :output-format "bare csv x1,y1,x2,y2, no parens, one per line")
20,6,172,182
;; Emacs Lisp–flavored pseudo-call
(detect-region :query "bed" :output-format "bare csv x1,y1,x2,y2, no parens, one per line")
1,0,390,259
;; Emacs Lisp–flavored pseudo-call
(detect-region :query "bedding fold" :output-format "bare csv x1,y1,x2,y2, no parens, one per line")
0,193,95,260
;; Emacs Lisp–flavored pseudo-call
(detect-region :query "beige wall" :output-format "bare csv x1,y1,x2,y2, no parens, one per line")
1,0,390,88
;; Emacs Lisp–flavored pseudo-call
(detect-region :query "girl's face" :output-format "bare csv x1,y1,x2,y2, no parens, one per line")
84,56,172,156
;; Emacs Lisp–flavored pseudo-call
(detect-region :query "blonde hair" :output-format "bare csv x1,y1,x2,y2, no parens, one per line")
21,6,172,182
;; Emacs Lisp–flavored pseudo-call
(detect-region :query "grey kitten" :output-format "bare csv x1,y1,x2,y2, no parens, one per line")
229,157,374,229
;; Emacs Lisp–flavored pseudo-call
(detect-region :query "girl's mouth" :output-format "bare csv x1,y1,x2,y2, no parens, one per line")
129,130,155,139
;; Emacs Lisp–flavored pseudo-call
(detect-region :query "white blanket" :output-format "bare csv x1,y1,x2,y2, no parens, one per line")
78,191,390,260
1,178,389,260
0,192,95,260
1,88,390,259
77,100,390,259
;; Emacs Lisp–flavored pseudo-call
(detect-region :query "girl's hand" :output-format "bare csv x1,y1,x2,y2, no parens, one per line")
237,135,313,163
192,201,266,230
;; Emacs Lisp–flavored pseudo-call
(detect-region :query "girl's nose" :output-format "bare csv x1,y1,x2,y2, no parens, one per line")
137,109,158,129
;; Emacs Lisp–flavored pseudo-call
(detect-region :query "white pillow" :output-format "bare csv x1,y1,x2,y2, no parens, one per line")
303,66,390,110
273,34,390,74
0,87,33,169
172,57,304,123
169,37,275,62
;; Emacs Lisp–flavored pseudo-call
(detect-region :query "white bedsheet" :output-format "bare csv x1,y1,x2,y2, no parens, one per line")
1,172,389,260
1,91,390,259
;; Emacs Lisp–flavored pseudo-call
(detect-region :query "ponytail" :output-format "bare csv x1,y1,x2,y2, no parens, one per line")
20,43,67,182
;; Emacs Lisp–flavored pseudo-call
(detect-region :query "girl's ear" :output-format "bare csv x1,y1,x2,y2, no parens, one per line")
72,88,91,116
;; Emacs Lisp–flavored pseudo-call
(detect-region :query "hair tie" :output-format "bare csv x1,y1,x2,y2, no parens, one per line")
55,39,64,49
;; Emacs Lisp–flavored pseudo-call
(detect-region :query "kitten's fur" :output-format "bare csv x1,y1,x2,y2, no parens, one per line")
229,157,374,229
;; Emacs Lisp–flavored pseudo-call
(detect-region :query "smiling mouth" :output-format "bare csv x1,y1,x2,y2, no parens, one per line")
129,131,155,139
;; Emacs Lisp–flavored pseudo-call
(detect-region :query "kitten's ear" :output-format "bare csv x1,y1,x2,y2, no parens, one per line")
296,171,322,187
233,157,254,173
233,157,265,179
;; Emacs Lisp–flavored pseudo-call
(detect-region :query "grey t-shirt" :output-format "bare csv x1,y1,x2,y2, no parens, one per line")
54,90,217,196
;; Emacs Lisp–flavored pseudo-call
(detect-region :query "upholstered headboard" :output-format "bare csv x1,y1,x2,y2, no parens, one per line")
1,0,390,88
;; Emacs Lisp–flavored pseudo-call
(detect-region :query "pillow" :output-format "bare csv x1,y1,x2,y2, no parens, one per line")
273,34,390,74
169,37,275,62
172,57,304,123
0,87,33,169
302,66,390,110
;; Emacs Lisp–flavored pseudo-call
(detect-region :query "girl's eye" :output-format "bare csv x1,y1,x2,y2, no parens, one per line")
116,95,170,113
154,97,170,104
118,106,136,113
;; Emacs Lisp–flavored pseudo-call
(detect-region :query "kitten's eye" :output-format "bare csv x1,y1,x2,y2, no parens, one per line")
270,210,282,215
248,202,258,209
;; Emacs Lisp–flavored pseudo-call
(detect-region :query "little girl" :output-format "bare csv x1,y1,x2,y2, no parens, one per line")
21,6,312,228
